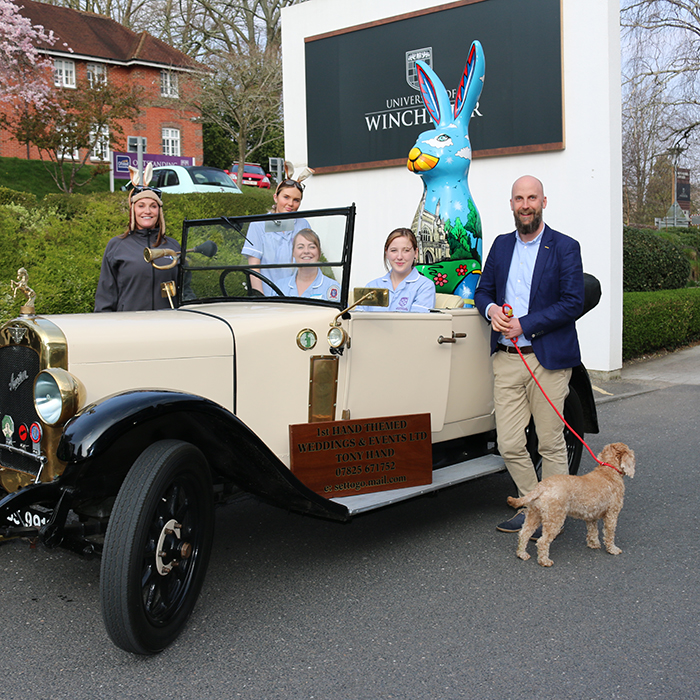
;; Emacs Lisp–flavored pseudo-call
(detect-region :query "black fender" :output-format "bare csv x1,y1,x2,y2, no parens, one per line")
56,390,350,522
570,364,599,435
0,481,62,527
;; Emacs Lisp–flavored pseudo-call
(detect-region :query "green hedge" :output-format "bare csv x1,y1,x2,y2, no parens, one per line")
623,227,691,292
0,189,272,320
0,186,37,208
623,287,700,360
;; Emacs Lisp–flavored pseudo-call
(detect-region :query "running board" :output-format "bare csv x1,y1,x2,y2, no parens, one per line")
330,453,505,516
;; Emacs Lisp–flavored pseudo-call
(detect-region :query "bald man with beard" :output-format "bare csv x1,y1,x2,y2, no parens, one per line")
474,176,585,534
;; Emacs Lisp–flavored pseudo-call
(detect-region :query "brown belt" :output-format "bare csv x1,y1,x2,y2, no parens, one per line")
497,343,534,355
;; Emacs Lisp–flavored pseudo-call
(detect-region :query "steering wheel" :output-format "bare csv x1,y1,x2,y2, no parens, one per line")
219,268,285,298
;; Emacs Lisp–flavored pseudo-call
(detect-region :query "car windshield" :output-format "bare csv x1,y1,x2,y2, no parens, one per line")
178,206,355,307
189,167,239,188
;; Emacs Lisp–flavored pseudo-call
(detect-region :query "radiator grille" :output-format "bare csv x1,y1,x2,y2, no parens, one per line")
0,345,41,473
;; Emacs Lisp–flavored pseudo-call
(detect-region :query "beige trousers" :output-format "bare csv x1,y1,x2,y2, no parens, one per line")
492,349,571,497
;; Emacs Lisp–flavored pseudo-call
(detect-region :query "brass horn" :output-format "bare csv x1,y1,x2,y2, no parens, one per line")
143,247,179,269
144,241,218,270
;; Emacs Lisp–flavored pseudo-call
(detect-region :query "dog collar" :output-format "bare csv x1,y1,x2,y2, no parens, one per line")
602,461,623,474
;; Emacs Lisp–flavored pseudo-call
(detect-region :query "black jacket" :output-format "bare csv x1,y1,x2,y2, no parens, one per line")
94,230,180,312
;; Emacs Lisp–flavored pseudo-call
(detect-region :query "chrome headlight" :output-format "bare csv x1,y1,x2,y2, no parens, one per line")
327,326,348,349
34,368,84,426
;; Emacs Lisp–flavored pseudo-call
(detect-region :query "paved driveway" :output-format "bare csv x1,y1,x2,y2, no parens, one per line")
1,353,698,699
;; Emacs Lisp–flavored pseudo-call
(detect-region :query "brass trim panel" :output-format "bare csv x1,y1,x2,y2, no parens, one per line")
308,355,338,423
0,316,68,369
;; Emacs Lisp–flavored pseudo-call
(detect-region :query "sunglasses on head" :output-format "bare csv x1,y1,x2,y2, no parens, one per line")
131,185,162,198
276,179,304,194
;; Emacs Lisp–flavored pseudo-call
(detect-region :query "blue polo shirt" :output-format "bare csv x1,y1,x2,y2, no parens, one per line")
362,268,436,313
276,269,341,301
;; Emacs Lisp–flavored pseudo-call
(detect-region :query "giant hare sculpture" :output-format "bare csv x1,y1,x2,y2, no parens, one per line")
408,41,485,302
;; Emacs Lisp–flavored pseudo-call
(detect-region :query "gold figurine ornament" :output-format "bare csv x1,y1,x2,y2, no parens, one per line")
11,268,36,315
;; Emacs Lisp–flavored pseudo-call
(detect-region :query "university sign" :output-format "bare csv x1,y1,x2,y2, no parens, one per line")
112,152,195,176
305,0,563,173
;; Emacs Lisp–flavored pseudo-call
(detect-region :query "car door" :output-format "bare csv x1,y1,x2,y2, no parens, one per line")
339,311,454,431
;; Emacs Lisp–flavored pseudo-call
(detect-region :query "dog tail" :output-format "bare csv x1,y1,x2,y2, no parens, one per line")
507,494,534,509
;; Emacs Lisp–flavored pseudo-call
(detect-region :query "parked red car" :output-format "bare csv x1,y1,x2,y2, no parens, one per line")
228,162,271,189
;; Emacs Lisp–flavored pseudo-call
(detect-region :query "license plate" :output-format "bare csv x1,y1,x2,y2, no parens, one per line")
4,507,50,530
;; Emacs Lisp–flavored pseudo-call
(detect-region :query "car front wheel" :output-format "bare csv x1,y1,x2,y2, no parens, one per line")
100,440,214,654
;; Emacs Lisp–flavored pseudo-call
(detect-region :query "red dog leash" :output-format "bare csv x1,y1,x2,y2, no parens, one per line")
501,304,621,474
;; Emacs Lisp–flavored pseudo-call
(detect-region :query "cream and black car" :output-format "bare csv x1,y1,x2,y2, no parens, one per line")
0,206,599,654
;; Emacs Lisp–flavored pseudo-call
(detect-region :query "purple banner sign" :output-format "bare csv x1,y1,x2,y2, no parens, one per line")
113,152,195,177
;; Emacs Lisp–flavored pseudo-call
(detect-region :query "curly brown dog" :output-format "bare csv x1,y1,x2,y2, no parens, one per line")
506,443,636,567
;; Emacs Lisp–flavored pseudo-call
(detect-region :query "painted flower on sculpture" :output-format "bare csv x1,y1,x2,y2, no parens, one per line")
434,273,448,287
456,264,468,277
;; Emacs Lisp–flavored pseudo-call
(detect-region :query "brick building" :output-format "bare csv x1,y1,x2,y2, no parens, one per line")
1,0,203,164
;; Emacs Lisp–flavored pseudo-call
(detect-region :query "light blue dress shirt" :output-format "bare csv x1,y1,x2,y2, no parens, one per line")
501,229,543,347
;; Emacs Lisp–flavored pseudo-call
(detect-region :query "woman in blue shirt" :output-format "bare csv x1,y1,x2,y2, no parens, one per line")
364,228,436,312
277,229,340,301
241,179,310,295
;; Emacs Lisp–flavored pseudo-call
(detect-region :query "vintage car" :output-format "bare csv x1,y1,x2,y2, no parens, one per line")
0,206,598,655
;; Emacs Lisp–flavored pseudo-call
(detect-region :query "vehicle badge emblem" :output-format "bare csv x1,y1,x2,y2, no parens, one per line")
2,415,15,444
30,422,42,455
406,47,433,90
7,326,27,344
9,370,29,392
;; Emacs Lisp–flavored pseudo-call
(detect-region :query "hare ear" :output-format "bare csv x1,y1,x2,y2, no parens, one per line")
129,165,140,187
416,60,451,127
284,160,294,179
296,166,314,183
143,162,154,186
454,40,485,121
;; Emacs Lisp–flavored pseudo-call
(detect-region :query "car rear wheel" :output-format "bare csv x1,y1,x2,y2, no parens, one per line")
526,385,585,479
100,440,214,654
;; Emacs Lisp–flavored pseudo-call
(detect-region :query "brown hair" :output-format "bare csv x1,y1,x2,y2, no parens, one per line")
293,228,321,250
383,228,418,271
275,179,304,197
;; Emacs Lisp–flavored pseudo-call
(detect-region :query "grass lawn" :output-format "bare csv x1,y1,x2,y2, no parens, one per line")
0,156,275,203
0,156,119,198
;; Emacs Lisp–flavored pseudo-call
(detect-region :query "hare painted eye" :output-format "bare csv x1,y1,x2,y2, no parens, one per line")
424,134,453,149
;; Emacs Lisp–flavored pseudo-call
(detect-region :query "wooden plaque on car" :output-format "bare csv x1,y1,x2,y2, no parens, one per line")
289,413,432,498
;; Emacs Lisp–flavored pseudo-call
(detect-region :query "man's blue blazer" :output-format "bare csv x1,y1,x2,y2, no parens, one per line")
474,224,585,370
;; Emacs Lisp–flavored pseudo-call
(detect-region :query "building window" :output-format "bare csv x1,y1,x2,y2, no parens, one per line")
87,63,107,87
54,59,76,88
57,123,79,160
127,136,147,153
91,126,110,161
162,128,180,156
160,70,179,98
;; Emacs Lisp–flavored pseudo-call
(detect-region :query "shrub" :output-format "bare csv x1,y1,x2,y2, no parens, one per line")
0,190,272,320
657,227,700,283
623,287,700,360
623,227,691,292
0,186,37,208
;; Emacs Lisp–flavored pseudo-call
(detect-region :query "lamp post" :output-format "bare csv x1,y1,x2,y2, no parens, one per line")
667,145,684,228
